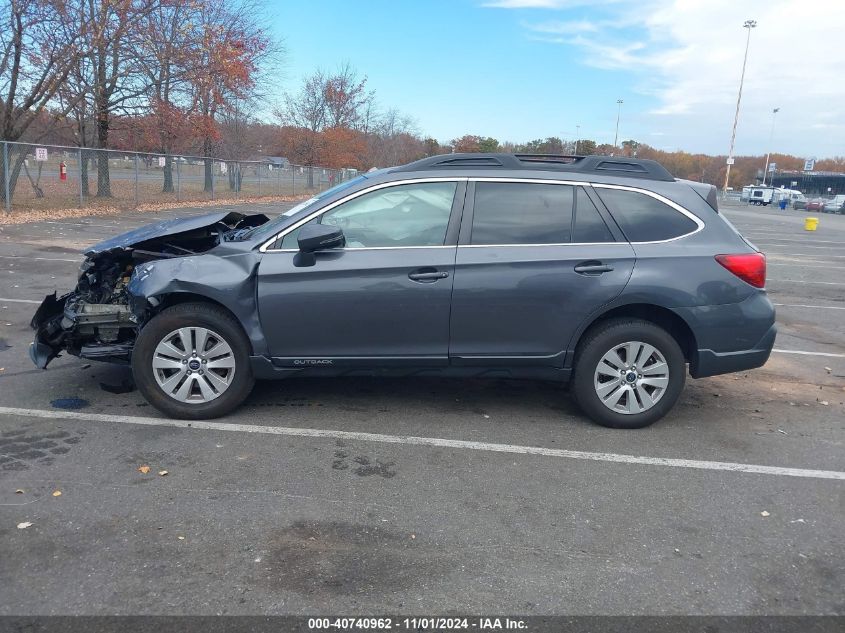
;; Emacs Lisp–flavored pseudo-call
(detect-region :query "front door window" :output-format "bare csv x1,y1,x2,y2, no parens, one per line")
281,181,457,249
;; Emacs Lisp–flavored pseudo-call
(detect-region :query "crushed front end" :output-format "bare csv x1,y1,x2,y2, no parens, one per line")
29,211,268,369
30,257,139,368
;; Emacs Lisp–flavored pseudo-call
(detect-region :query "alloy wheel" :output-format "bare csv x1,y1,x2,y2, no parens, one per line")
152,327,236,403
593,341,670,415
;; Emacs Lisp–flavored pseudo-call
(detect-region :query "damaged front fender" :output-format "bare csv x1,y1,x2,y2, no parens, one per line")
127,252,266,355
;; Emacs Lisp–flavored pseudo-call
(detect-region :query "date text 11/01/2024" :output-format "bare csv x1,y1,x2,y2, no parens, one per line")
307,617,528,630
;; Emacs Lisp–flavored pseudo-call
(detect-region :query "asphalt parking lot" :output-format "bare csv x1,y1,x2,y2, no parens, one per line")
0,200,842,615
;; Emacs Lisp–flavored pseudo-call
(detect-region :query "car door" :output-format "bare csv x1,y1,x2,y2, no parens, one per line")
256,179,465,366
449,180,636,366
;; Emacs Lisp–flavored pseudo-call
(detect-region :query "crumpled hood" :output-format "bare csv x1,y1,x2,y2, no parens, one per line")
84,211,267,256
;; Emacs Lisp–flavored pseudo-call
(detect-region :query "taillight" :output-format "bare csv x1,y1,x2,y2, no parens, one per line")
715,253,766,288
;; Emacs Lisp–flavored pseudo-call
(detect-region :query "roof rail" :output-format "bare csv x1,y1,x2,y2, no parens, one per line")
392,153,675,182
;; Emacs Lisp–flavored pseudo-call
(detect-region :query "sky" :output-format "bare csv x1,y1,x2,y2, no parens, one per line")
263,0,844,157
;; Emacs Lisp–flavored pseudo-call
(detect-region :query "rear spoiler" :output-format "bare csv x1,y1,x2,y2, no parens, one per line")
683,180,719,212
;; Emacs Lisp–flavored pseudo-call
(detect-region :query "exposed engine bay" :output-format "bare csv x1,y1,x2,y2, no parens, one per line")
29,211,268,369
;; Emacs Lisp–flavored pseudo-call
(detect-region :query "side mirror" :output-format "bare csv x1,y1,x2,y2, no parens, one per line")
294,223,345,267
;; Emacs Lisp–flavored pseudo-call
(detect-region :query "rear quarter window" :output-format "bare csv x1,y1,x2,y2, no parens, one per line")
595,188,699,242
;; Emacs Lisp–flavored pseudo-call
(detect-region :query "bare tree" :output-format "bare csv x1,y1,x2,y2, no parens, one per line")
80,0,163,197
323,62,374,129
278,64,376,181
0,0,93,204
135,0,201,192
277,70,328,186
368,108,421,167
56,41,98,196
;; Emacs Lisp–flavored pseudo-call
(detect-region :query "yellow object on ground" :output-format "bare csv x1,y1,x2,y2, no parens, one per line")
804,217,818,231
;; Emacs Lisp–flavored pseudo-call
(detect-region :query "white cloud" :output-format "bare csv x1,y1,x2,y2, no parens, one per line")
497,0,845,155
525,19,600,34
484,0,598,7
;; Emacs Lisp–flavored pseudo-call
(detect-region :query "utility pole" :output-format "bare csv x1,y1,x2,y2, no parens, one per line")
575,125,580,155
613,100,623,148
723,19,757,193
762,107,779,186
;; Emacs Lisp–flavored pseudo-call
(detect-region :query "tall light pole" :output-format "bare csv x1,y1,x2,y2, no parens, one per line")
575,125,580,154
613,99,623,148
723,19,757,193
762,107,779,186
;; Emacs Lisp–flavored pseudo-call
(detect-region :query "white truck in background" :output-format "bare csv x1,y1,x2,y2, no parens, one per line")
742,185,775,205
741,185,804,207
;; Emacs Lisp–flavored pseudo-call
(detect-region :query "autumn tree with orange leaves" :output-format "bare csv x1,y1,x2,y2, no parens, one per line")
276,65,428,178
3,0,277,199
184,0,274,192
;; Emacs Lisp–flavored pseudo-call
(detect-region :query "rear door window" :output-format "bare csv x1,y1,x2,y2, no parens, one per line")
471,182,574,245
594,187,699,242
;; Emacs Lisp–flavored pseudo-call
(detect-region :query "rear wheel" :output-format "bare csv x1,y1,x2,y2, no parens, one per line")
132,302,255,419
572,318,686,429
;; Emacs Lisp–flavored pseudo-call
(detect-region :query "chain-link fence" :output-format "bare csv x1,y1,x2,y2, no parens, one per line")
1,141,356,214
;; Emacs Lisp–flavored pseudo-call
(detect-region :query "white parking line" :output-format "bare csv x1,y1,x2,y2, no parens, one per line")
764,253,845,259
773,348,845,359
0,406,842,481
768,278,845,286
41,221,114,227
0,297,42,304
767,258,831,265
774,303,845,311
758,244,845,250
0,255,79,262
768,263,833,269
756,238,845,245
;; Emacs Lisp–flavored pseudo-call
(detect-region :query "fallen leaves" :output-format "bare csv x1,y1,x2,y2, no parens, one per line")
52,490,62,497
139,465,170,476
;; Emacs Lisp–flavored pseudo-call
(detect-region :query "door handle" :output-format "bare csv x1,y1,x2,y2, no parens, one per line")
574,261,614,275
408,270,449,282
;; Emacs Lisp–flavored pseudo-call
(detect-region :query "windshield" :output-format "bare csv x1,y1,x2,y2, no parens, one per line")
245,174,375,241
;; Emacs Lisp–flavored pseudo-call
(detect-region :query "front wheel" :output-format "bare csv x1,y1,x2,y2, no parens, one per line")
572,318,686,429
132,302,255,419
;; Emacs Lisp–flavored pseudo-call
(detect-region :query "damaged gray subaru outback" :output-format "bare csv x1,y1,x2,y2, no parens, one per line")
30,153,776,428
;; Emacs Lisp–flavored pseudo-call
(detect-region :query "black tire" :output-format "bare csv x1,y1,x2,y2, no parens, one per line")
132,302,255,419
571,318,686,429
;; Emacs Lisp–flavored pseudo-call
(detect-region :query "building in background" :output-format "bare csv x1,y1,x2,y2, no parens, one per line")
770,172,845,196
